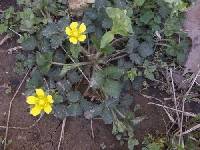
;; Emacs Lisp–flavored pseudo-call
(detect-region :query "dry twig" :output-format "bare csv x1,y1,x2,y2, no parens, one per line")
57,117,67,150
3,69,31,150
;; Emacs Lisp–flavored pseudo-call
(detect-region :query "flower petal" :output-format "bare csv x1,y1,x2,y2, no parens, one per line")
44,104,52,114
69,37,78,44
65,27,72,35
36,89,45,97
70,22,78,29
78,35,86,42
47,95,54,103
26,96,37,104
30,105,42,116
79,23,86,33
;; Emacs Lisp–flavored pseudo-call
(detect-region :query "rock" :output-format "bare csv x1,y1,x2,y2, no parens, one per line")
184,0,200,82
68,0,95,16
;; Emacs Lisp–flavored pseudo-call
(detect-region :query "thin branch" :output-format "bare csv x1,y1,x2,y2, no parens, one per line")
180,124,200,136
179,69,200,143
0,34,11,46
90,119,95,139
61,46,90,83
57,117,66,150
170,69,181,128
148,102,196,117
4,68,31,150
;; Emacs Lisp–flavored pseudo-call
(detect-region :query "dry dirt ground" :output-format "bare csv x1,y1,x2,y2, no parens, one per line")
0,1,168,150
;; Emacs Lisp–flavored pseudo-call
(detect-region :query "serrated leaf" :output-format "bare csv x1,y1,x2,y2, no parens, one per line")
21,36,37,51
42,23,59,38
128,138,139,150
70,44,81,59
80,99,95,112
126,37,139,54
103,79,122,98
26,70,43,89
0,23,8,34
67,103,83,117
100,31,114,49
129,53,143,65
67,70,81,84
101,107,113,124
140,10,154,24
57,17,70,31
106,7,133,36
56,79,72,94
53,104,68,119
53,94,64,104
104,66,124,80
36,52,53,74
138,42,154,58
84,104,104,119
50,34,65,49
67,91,81,103
134,0,145,6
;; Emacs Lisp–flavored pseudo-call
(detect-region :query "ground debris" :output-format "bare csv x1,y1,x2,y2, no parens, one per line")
68,0,94,16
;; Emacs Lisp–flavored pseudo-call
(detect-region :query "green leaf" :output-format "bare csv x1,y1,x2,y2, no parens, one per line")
67,103,83,117
103,79,122,98
144,69,155,80
67,91,81,103
36,52,53,74
0,23,8,34
100,31,114,49
60,63,84,76
106,7,133,36
42,23,59,38
138,42,154,58
128,138,139,150
84,104,104,119
53,104,67,119
129,53,143,65
50,34,65,49
21,36,37,51
70,44,81,59
127,68,138,81
4,6,14,19
67,70,81,84
104,66,124,80
53,94,64,104
101,108,113,124
26,70,43,89
140,10,154,24
134,0,145,6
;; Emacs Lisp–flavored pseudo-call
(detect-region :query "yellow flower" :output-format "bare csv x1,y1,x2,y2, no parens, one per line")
26,89,54,117
65,22,87,44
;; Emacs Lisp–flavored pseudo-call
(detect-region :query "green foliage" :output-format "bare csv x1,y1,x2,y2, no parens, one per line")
100,7,133,48
91,66,124,98
36,52,53,74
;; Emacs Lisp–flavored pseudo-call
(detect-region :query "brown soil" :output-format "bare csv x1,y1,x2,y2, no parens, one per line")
0,1,168,150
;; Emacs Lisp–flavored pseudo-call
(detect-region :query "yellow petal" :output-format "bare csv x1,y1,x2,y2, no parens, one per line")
30,105,42,116
26,96,37,104
79,23,86,33
47,95,54,103
36,89,45,97
65,27,72,35
78,35,86,42
69,37,78,44
70,22,78,29
44,104,52,114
